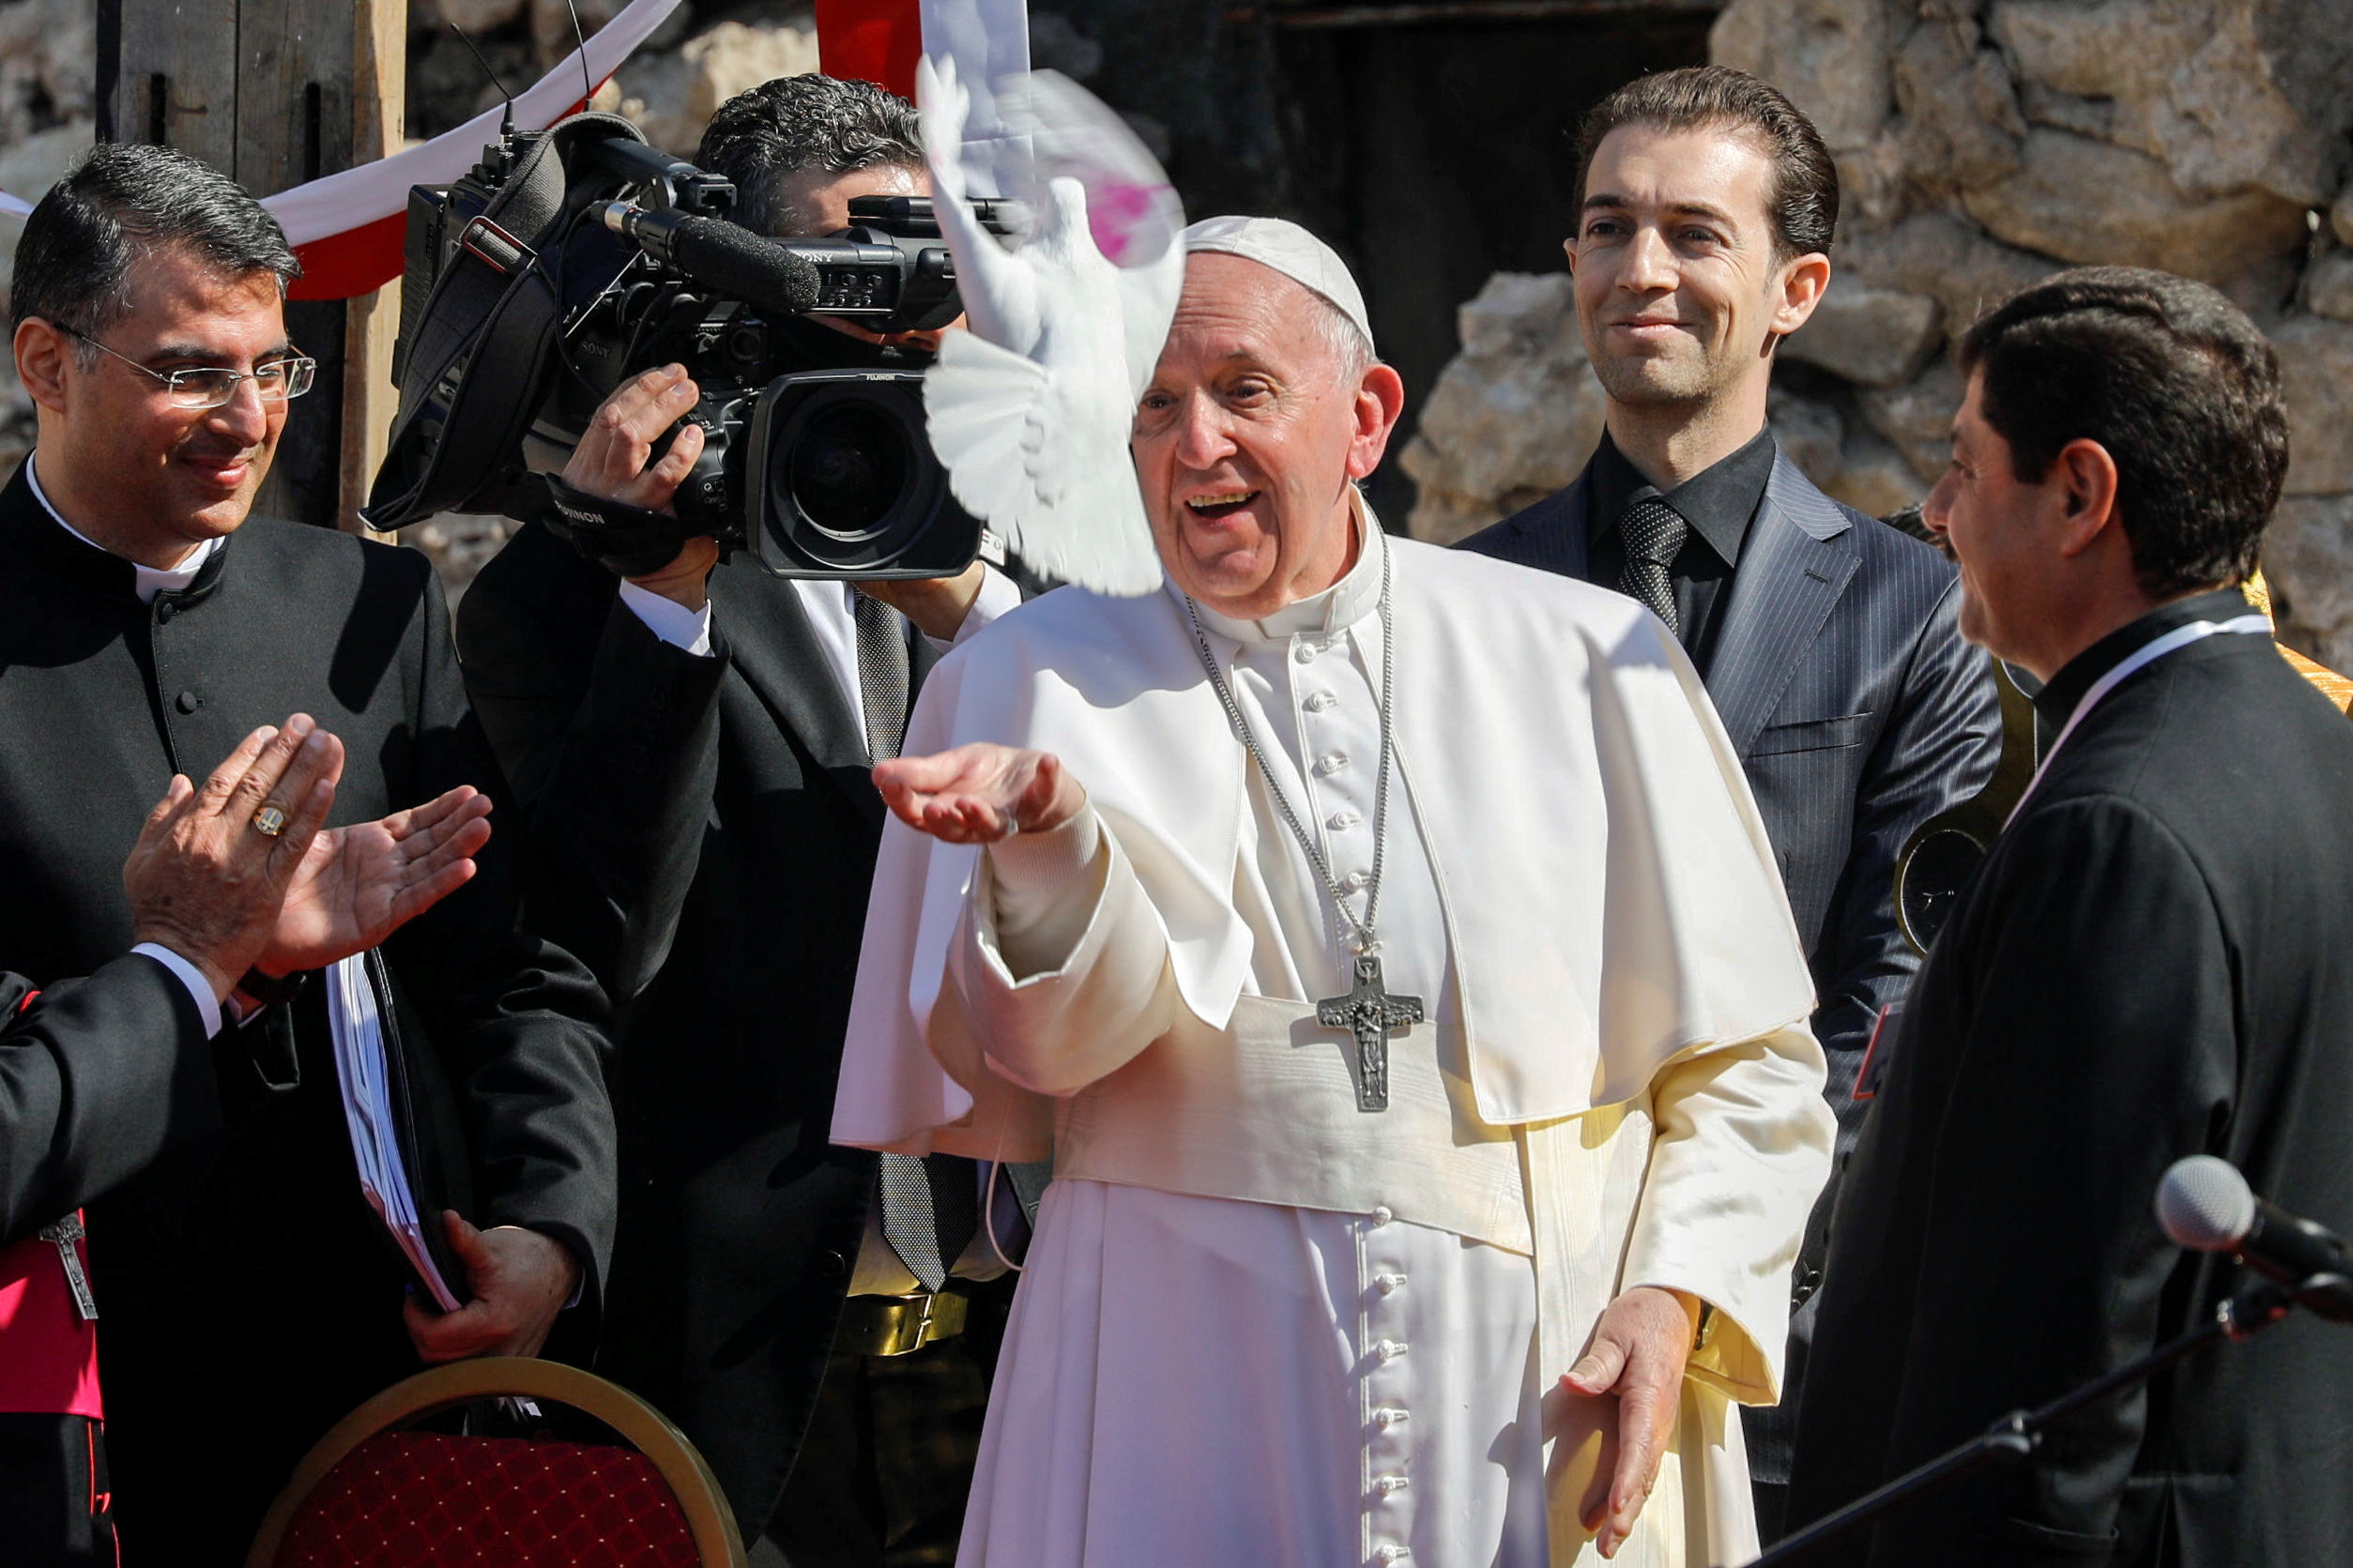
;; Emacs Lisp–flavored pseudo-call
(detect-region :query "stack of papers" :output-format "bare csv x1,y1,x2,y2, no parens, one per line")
327,953,463,1311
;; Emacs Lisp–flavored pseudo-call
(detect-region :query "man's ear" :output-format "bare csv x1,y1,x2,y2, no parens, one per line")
1768,252,1832,341
1347,362,1407,481
2051,437,2123,559
15,317,72,415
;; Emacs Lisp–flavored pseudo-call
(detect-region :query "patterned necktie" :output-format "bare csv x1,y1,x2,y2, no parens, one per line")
854,592,982,1290
1615,492,1689,638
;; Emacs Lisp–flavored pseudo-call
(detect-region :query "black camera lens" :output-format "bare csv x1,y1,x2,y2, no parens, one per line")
788,403,911,538
752,370,982,577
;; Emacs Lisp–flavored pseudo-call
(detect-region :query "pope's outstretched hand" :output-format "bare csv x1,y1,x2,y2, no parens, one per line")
876,743,1088,844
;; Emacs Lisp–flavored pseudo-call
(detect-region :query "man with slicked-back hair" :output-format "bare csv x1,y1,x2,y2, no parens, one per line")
1459,68,2002,1534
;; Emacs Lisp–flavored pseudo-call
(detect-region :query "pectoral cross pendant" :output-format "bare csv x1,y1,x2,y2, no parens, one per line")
38,1213,97,1321
1318,951,1424,1113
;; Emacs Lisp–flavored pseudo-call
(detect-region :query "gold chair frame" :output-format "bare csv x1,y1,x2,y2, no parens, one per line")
246,1357,747,1568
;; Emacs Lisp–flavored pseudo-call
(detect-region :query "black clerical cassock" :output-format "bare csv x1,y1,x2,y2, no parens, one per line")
1786,590,2353,1566
0,463,616,1559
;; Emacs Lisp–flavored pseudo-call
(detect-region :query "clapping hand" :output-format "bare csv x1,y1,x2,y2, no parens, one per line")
256,786,494,976
874,742,1087,844
123,716,344,999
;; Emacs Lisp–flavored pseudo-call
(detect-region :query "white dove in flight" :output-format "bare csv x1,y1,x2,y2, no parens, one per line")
917,55,1184,597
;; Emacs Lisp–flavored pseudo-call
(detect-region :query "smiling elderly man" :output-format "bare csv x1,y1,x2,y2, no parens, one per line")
832,217,1834,1567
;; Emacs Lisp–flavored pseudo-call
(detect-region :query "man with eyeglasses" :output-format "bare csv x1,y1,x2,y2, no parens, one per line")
0,142,617,1563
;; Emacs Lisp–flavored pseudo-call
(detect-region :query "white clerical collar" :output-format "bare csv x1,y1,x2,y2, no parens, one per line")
26,451,222,603
1182,492,1387,647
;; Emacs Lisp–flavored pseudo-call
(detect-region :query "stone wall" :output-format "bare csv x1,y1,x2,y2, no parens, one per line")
1402,0,2353,671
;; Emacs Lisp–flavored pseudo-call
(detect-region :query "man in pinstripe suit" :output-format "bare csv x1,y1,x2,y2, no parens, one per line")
1459,67,2002,1536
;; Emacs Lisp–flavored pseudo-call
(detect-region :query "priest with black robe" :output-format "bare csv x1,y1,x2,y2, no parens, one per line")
1786,267,2353,1565
0,144,617,1560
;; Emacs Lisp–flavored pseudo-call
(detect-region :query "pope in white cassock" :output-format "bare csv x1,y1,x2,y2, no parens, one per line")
833,216,1836,1568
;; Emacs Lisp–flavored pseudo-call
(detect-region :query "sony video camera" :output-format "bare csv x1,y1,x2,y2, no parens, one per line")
365,112,1016,579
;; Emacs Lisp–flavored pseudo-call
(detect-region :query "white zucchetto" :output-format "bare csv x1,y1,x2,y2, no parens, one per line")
1180,216,1374,352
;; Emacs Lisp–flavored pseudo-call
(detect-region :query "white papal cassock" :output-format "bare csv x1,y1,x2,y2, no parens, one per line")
834,507,1836,1568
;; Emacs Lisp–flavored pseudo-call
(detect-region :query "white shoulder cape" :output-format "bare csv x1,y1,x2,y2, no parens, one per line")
833,538,1815,1152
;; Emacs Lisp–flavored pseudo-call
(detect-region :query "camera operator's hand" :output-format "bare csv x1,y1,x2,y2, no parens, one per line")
564,363,720,609
857,564,990,642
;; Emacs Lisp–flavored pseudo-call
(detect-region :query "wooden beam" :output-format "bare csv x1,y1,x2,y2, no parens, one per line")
341,0,405,537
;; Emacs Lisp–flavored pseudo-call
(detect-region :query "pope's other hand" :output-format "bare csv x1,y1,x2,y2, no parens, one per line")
876,743,1086,844
404,1212,580,1362
1560,1285,1703,1559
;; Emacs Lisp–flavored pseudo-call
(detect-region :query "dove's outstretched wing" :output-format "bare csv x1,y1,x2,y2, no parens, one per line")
915,62,1183,596
1001,70,1187,399
917,54,1040,356
924,331,1164,596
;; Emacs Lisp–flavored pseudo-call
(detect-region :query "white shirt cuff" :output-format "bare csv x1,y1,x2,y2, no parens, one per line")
618,579,715,657
923,564,1022,655
131,943,223,1040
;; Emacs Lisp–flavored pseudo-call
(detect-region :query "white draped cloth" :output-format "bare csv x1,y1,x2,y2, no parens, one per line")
835,510,1836,1567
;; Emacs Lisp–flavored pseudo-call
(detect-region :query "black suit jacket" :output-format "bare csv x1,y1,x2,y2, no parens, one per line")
456,521,942,1539
1460,448,2002,1479
1786,594,2353,1565
0,465,616,1560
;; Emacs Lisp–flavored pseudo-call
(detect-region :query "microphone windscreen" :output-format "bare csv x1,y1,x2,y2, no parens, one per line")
667,215,822,316
2157,1154,2257,1252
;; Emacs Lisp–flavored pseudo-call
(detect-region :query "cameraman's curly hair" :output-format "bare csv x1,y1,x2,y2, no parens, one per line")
696,74,925,238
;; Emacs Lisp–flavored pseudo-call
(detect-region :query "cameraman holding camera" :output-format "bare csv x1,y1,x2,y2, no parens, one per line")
456,76,1025,1567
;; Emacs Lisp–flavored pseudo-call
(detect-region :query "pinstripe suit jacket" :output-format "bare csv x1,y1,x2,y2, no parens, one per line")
1459,446,2002,1484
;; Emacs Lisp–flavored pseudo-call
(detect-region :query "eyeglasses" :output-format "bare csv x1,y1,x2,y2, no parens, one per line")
59,323,315,409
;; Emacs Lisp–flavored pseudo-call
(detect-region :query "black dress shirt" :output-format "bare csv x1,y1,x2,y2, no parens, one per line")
1584,425,1777,673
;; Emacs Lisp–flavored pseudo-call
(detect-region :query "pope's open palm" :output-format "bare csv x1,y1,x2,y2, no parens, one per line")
875,743,1087,845
257,786,495,975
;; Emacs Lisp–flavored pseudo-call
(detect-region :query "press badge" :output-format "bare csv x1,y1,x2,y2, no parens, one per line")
1853,1003,1901,1102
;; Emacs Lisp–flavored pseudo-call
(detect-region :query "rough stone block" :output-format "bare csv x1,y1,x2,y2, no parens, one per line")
2262,493,2353,672
2271,314,2353,495
2310,252,2353,325
1858,357,1965,483
1961,127,2310,284
1991,0,2331,206
1784,283,1941,387
1709,0,1892,153
1401,273,1602,545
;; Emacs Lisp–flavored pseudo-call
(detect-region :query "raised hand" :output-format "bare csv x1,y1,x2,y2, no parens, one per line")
874,743,1087,844
255,786,496,977
1558,1285,1703,1559
122,715,344,1000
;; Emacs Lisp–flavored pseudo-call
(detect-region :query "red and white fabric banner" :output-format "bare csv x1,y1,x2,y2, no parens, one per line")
0,0,686,300
0,0,1029,302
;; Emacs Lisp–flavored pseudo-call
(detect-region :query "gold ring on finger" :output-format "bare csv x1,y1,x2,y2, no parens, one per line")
252,803,289,838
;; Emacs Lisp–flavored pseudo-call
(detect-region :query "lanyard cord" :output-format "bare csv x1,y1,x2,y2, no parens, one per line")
2008,615,2272,826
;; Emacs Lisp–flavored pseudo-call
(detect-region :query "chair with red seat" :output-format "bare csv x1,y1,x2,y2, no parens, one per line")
247,1358,746,1568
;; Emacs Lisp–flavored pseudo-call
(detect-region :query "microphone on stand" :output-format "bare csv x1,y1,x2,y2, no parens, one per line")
2156,1155,2353,1322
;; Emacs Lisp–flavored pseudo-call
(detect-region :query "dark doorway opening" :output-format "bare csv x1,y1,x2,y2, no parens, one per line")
1264,3,1718,524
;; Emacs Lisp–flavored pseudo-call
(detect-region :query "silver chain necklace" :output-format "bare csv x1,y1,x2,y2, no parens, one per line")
1181,541,1423,1113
